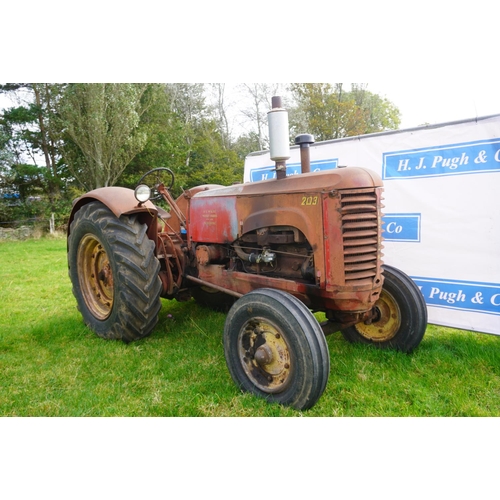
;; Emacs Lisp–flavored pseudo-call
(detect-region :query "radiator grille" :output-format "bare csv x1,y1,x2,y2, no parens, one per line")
340,190,382,284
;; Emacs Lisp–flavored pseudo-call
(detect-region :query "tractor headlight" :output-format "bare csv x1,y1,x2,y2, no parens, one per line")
134,184,151,204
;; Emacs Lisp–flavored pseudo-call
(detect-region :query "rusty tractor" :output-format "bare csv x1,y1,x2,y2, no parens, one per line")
67,97,427,410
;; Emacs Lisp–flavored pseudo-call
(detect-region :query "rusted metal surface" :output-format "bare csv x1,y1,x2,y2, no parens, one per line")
67,186,159,244
189,195,239,243
350,288,402,342
295,134,315,174
186,274,243,298
195,245,228,266
77,233,113,320
157,230,185,298
69,165,386,330
184,167,384,322
271,96,282,109
238,318,292,392
192,167,382,198
69,187,157,222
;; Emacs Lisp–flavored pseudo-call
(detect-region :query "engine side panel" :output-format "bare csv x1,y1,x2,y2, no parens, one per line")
189,196,239,243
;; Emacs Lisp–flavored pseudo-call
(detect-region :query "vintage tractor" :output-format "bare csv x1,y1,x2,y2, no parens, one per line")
67,97,427,410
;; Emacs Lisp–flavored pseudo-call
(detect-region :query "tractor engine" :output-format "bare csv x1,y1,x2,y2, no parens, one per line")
196,225,314,281
183,164,384,320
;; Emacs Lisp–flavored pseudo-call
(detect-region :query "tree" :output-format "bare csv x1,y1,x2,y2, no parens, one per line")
0,83,65,203
59,83,154,190
289,83,400,141
0,128,12,167
120,85,191,190
231,131,262,161
31,83,64,199
121,84,244,194
163,83,208,171
165,84,244,189
207,83,232,150
347,84,401,133
180,118,243,189
161,83,244,188
0,127,15,197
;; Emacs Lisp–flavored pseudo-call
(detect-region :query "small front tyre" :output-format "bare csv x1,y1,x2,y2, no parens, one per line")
224,288,330,410
341,265,427,353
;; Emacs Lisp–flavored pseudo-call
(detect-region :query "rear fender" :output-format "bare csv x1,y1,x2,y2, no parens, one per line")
67,186,159,243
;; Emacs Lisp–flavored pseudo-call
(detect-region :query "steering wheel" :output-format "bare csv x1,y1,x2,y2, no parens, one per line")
137,167,175,200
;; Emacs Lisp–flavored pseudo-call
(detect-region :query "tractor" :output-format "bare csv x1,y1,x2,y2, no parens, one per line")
67,96,427,410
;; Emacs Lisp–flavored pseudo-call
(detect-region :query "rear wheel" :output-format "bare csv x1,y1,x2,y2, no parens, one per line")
341,265,427,353
68,201,162,342
224,289,330,410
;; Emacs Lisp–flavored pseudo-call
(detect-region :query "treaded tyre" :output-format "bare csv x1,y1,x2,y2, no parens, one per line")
341,265,427,353
68,201,162,342
224,288,330,410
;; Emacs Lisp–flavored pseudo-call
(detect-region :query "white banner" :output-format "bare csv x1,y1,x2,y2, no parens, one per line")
244,116,500,335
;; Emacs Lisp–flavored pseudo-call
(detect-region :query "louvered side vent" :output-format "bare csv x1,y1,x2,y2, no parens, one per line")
340,190,382,285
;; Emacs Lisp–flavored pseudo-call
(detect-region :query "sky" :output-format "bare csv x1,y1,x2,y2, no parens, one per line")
369,82,500,129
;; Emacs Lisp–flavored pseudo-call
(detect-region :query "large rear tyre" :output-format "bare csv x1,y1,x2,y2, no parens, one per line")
68,201,162,342
341,265,427,353
224,289,330,410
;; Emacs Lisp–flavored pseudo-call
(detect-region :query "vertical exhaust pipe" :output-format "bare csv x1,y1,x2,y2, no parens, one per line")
268,96,290,180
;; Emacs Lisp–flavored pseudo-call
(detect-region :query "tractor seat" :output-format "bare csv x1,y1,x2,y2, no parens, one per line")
156,206,171,219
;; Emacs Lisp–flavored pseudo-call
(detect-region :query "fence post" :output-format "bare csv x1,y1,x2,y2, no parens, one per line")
50,213,55,234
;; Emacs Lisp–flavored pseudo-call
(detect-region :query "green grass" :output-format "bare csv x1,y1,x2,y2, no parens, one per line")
1,237,500,416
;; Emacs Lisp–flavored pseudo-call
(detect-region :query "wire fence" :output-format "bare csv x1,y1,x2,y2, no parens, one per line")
0,218,44,226
0,214,66,240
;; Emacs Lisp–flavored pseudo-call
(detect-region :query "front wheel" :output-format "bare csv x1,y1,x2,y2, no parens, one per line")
224,288,330,410
68,201,162,342
341,265,427,353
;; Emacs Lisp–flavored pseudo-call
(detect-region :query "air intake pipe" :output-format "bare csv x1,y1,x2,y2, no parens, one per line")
295,134,315,174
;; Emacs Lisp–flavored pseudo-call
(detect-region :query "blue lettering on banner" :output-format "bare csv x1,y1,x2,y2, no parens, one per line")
383,213,421,242
411,277,500,316
383,138,500,180
250,158,338,182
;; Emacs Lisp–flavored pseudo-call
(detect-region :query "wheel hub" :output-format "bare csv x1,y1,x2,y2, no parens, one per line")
254,344,273,366
238,319,292,393
357,289,401,342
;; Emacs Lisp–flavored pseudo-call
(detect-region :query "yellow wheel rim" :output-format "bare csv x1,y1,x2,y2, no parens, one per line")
238,319,292,393
77,234,114,320
355,289,401,342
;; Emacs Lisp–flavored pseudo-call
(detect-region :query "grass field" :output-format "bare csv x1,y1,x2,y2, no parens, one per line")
1,236,499,417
